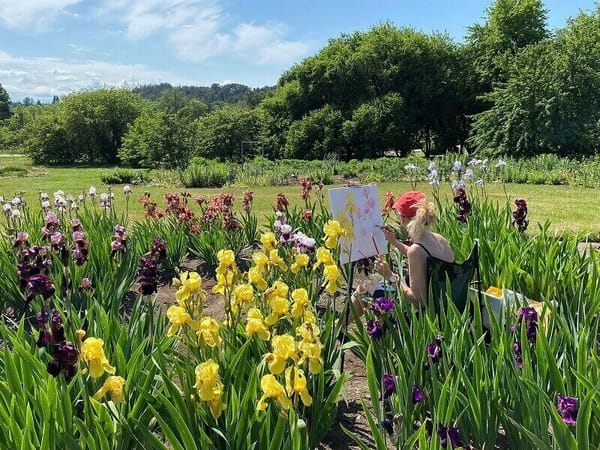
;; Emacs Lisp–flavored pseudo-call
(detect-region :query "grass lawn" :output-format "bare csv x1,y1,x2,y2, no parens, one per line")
1,155,599,238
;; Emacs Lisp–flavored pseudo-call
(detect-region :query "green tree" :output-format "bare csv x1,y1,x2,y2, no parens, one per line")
284,105,344,160
158,88,189,114
193,105,266,161
343,93,412,159
466,0,549,88
60,89,143,163
470,6,600,156
0,84,10,120
23,107,74,164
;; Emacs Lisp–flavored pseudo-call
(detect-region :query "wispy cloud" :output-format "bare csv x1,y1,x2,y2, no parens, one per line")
103,0,311,66
0,50,194,100
0,0,82,31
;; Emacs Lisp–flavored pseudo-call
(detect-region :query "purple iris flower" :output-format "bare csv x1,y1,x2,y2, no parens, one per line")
513,307,539,342
437,425,463,448
382,374,396,400
412,384,425,404
372,297,395,315
366,320,384,339
514,341,523,369
426,338,443,364
557,394,578,425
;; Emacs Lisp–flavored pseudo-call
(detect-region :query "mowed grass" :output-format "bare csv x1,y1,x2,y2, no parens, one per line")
1,156,599,238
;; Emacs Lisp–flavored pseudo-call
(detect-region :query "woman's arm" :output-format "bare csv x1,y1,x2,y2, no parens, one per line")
400,247,427,307
381,226,409,257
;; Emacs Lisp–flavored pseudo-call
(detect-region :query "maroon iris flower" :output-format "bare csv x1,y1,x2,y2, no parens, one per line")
138,257,159,295
26,273,56,300
557,394,578,425
150,237,167,260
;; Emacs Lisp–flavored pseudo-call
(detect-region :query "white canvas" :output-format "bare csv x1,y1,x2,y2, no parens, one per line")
328,185,388,264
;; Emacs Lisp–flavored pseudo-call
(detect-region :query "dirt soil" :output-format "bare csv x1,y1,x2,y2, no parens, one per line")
151,257,376,450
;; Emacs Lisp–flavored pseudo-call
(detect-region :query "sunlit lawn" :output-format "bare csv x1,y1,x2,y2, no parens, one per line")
1,155,599,238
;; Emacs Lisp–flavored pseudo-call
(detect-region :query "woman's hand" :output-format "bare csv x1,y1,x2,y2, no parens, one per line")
374,255,393,280
381,225,398,246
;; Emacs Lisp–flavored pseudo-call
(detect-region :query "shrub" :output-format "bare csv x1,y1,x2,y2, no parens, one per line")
100,168,150,185
180,159,232,188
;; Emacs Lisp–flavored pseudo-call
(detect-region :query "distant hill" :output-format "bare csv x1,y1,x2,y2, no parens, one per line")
132,82,275,106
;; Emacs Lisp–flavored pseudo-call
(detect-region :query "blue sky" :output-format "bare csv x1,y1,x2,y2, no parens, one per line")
0,0,597,101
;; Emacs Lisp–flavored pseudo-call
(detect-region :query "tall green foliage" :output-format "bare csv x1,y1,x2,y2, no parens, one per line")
0,83,10,120
471,6,600,156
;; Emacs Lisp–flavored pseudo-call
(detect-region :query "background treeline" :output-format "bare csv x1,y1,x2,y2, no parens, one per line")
1,0,600,167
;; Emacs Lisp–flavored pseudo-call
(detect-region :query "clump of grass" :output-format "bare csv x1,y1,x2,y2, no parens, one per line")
0,166,27,177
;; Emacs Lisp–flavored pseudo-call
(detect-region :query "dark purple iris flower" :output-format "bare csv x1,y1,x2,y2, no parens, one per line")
381,417,394,436
372,297,395,315
412,384,425,404
26,273,55,300
47,340,79,379
437,425,463,448
513,306,539,343
138,257,159,295
366,319,384,339
512,198,529,232
557,394,578,425
514,341,523,369
382,374,396,400
426,337,443,364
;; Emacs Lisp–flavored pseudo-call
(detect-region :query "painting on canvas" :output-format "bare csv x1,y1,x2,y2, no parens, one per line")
328,185,387,264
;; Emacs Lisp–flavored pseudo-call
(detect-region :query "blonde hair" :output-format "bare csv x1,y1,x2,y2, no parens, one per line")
405,198,437,238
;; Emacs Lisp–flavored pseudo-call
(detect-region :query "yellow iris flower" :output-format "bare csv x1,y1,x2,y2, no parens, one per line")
94,376,126,404
246,308,270,340
313,247,334,269
323,264,341,294
323,220,347,249
291,288,310,318
212,270,234,295
260,232,277,253
298,340,323,374
248,267,268,291
268,334,297,374
80,337,116,379
175,271,203,304
285,366,312,407
290,253,309,274
166,305,195,337
194,359,225,419
196,317,221,348
265,295,289,326
257,374,291,411
269,249,288,272
252,252,269,273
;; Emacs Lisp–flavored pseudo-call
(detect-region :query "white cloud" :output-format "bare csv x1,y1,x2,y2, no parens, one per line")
103,0,311,66
0,50,195,100
0,0,82,31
